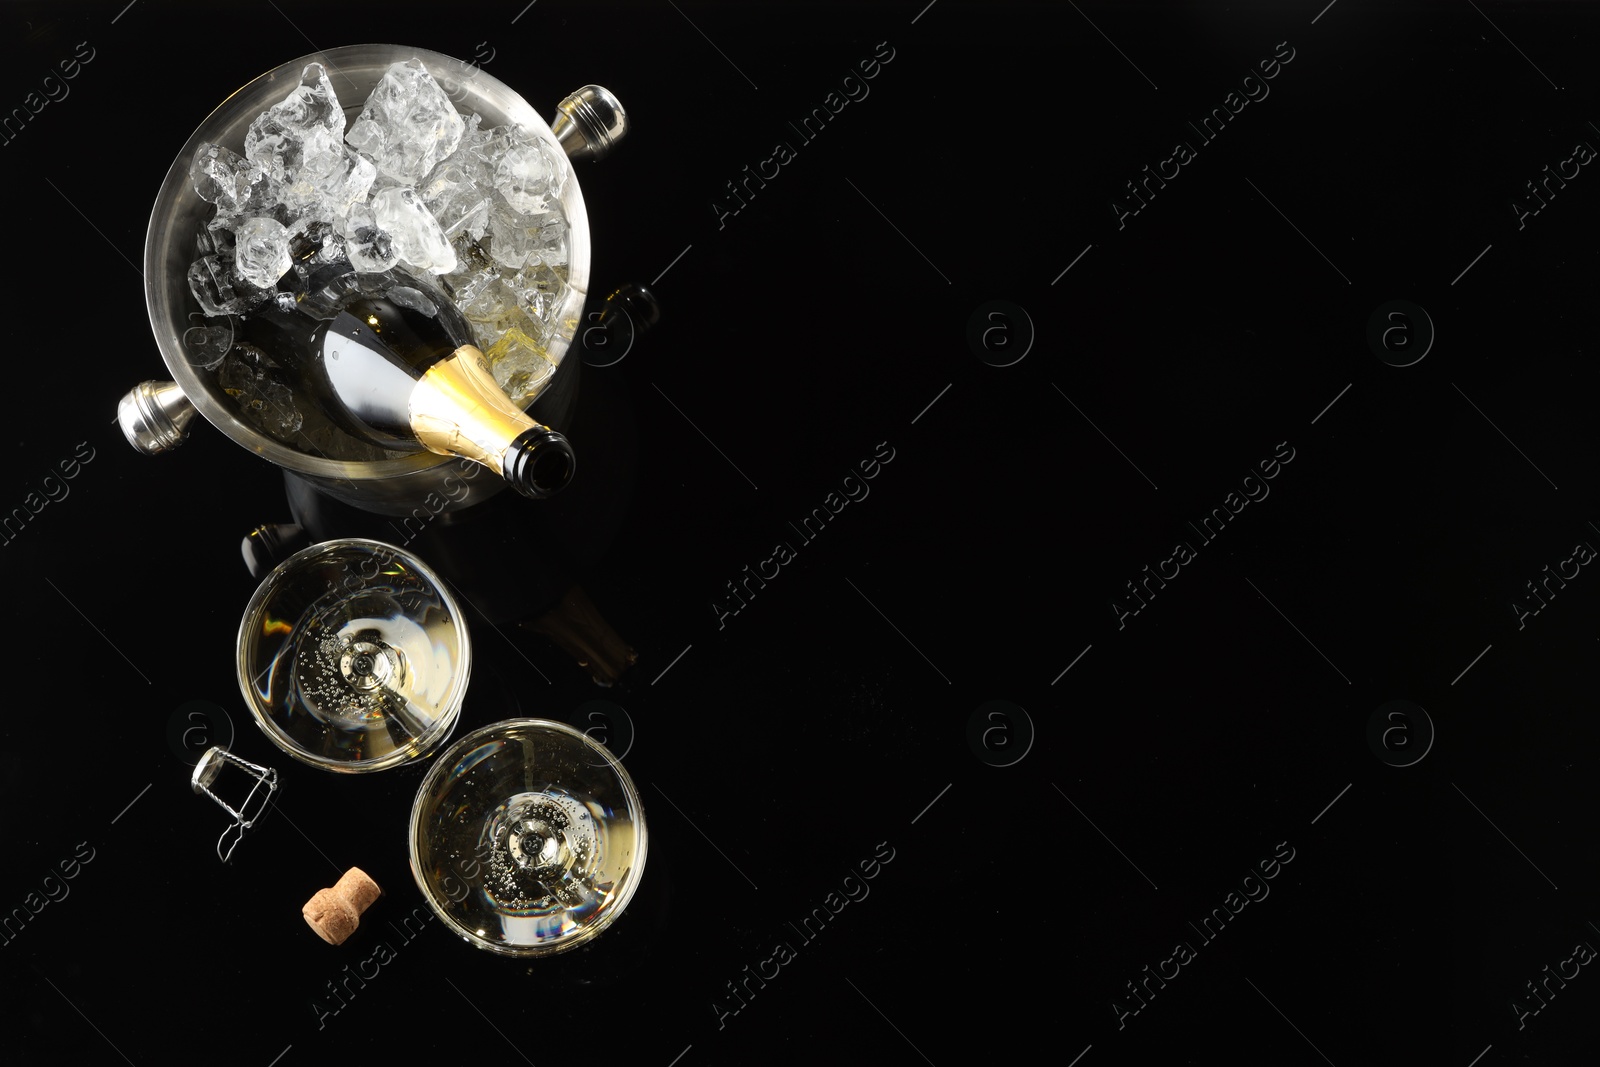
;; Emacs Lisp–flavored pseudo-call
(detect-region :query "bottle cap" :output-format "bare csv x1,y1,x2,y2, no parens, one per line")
190,745,279,863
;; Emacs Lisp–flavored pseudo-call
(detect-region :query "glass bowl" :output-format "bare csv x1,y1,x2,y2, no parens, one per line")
237,537,470,772
409,718,647,956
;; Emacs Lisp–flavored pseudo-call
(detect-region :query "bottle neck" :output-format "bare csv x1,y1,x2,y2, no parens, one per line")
409,345,540,475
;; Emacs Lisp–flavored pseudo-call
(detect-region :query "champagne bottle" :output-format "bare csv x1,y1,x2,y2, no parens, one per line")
242,266,574,499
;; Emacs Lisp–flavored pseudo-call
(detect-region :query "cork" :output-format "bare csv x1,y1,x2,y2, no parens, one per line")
302,867,382,945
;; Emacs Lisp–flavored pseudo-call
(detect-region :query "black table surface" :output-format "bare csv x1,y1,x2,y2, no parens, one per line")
3,2,1598,1064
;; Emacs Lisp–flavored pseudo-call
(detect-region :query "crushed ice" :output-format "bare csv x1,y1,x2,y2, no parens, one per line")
186,57,573,426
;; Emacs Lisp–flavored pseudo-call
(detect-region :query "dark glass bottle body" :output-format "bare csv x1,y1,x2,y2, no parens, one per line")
243,268,574,499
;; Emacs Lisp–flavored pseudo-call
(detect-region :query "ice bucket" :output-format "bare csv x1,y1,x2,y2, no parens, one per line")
119,44,626,517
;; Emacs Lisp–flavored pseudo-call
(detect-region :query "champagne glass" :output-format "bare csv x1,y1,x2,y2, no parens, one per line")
409,718,647,956
237,538,469,772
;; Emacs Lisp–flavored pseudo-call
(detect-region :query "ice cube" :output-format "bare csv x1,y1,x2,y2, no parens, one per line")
484,324,554,403
181,320,235,369
455,272,539,352
306,146,377,221
420,156,491,241
244,63,345,185
509,260,566,327
337,201,399,273
491,128,565,215
200,218,231,256
287,222,348,282
188,253,270,316
542,229,569,270
372,186,456,275
441,196,491,242
223,173,296,229
419,114,486,189
387,284,439,316
312,236,348,266
455,112,493,158
486,195,566,271
346,235,397,274
218,343,304,438
287,220,334,262
296,268,365,320
233,217,294,289
190,142,263,215
438,234,497,298
418,157,470,204
346,59,464,185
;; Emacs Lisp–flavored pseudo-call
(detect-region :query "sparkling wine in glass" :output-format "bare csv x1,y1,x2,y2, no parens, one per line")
237,538,469,772
410,718,647,956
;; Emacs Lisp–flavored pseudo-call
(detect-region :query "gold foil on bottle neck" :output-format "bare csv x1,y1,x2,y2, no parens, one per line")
409,345,537,475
